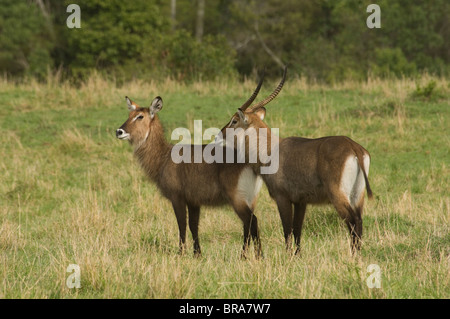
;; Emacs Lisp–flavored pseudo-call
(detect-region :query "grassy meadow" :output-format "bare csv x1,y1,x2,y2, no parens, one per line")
0,74,448,298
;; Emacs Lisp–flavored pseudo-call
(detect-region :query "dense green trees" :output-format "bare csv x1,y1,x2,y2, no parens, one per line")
224,0,448,81
0,0,448,82
0,0,53,79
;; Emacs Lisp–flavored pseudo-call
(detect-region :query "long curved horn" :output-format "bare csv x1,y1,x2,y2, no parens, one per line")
250,66,287,110
239,69,265,111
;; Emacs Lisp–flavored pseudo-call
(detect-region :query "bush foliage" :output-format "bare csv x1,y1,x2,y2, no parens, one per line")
0,0,448,82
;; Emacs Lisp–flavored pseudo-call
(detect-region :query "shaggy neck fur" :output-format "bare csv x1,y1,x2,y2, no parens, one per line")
133,116,172,183
246,125,281,169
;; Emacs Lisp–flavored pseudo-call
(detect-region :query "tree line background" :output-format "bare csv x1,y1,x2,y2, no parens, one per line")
1,0,448,83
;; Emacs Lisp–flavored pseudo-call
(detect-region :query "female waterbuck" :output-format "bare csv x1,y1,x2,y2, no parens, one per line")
219,67,373,254
116,86,266,257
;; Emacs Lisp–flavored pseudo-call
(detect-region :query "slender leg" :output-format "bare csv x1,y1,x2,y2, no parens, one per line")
293,202,307,255
232,202,261,259
188,205,201,257
275,196,293,252
240,210,252,259
172,199,187,255
346,208,362,254
330,197,362,255
354,206,363,251
249,213,262,258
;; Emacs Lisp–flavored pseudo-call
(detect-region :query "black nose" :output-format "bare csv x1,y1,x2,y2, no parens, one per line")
116,129,123,137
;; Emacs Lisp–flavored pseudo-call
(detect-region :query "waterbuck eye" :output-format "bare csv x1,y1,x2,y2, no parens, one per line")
231,119,237,125
137,115,144,120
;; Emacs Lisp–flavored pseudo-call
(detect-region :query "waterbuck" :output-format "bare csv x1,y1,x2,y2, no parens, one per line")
115,86,266,257
218,67,373,254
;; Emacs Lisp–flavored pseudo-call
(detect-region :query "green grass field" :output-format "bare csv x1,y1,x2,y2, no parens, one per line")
0,74,448,298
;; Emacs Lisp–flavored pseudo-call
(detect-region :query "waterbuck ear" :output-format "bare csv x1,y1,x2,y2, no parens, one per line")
150,96,163,119
253,107,266,121
237,108,248,124
125,96,136,111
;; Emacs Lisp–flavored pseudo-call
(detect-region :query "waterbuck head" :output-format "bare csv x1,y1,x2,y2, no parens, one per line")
116,96,163,147
219,66,287,144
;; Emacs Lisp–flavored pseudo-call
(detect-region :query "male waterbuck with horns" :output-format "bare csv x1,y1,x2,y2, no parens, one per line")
116,84,267,257
218,67,373,254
